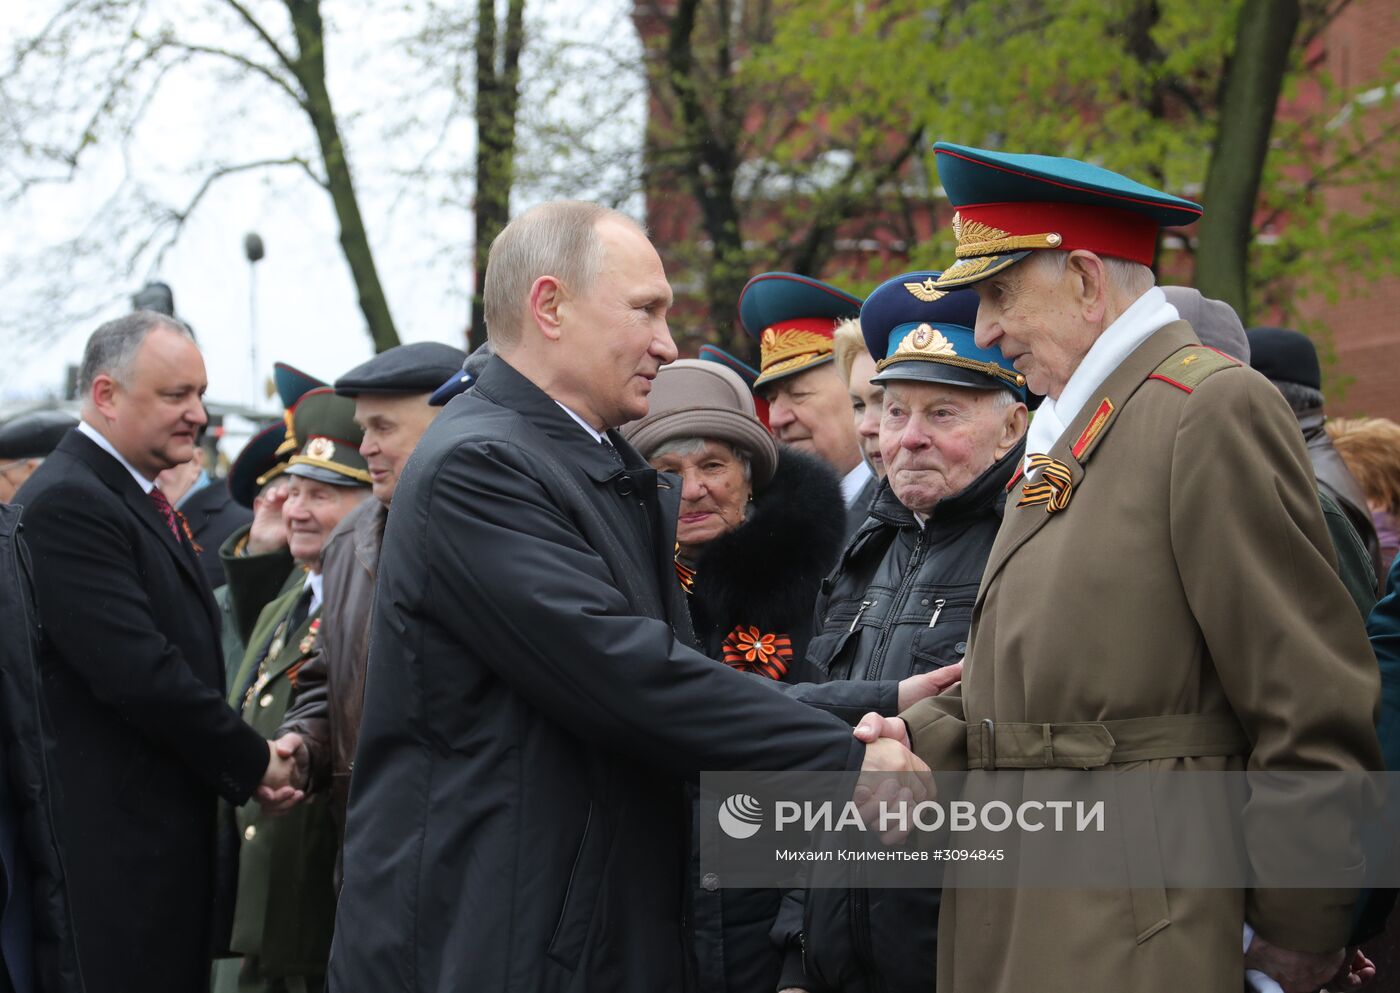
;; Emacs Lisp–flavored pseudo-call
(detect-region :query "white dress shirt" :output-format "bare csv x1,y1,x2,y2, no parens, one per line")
840,460,875,508
305,571,324,616
554,401,608,444
77,419,155,493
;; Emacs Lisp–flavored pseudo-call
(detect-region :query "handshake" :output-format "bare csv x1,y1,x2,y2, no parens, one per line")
851,662,960,844
256,733,310,816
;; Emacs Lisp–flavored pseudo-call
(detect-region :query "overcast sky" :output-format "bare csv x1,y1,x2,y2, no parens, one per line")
0,0,643,450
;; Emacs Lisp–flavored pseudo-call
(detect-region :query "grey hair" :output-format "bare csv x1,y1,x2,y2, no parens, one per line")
1272,380,1325,416
483,200,640,349
78,311,194,395
987,386,1018,409
648,436,753,482
1028,249,1155,297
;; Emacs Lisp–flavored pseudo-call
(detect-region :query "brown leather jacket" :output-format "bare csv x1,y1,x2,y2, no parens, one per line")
279,497,386,856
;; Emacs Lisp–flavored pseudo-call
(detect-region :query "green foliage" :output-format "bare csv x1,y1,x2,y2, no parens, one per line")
721,0,1400,377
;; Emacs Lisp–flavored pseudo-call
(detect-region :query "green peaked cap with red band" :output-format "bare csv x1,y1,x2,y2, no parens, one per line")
930,142,1202,289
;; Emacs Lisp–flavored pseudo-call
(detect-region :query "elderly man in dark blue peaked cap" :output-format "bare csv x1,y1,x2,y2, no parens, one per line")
856,143,1382,993
784,273,1027,993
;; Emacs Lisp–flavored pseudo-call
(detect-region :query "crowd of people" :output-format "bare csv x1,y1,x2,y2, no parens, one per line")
1,141,1399,993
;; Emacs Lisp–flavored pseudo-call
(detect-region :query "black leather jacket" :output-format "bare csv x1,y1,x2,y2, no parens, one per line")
792,443,1021,993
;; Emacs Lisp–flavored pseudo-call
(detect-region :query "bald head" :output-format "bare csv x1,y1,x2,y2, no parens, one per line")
483,200,643,350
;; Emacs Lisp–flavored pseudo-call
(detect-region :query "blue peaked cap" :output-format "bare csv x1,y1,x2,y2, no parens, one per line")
861,272,1027,401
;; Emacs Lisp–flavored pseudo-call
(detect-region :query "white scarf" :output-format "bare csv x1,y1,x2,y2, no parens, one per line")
1025,286,1178,469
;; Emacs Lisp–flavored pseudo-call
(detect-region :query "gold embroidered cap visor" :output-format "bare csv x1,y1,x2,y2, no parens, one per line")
930,249,1034,289
752,330,836,390
738,272,862,389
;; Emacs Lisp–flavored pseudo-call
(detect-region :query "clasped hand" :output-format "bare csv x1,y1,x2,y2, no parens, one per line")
255,733,308,816
853,712,932,846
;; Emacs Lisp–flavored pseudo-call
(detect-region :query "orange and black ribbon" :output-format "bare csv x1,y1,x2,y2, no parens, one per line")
675,553,696,596
1016,455,1073,513
722,625,792,681
175,509,203,553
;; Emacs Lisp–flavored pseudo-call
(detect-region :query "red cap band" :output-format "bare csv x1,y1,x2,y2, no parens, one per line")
957,201,1160,265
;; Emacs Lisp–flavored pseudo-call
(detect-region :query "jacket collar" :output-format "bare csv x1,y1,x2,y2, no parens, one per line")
471,357,635,483
1297,408,1325,442
980,319,1197,591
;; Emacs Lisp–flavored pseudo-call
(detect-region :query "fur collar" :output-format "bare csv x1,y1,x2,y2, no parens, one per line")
689,447,846,642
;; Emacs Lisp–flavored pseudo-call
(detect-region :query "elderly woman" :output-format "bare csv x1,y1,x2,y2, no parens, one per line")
621,358,843,993
623,358,845,682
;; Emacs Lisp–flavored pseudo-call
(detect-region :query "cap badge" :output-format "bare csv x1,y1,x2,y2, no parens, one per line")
904,324,957,357
903,277,946,303
304,436,336,462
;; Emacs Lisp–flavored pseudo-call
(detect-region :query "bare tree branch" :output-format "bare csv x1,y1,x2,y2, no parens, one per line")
134,156,321,266
160,39,307,111
218,0,300,79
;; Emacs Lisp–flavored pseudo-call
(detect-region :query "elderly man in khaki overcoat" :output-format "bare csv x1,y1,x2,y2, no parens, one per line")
858,144,1383,993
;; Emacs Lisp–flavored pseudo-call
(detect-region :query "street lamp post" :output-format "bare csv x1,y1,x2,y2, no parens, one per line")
244,232,266,409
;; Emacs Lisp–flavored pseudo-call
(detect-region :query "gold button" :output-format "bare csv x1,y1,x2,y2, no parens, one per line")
259,693,274,708
1046,232,1062,246
243,825,256,841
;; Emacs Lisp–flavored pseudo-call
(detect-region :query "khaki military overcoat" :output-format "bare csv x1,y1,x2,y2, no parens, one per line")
902,321,1382,993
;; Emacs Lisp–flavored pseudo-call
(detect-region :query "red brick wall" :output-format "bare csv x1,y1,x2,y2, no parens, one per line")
1295,0,1400,421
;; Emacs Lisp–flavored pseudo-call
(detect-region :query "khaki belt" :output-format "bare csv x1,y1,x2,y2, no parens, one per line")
967,713,1250,770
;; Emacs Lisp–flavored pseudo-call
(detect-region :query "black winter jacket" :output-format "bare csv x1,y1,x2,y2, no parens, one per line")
0,504,83,993
328,358,865,993
793,442,1022,993
686,448,847,993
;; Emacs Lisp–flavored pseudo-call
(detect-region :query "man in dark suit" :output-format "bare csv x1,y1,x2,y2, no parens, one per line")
329,202,926,992
16,311,303,993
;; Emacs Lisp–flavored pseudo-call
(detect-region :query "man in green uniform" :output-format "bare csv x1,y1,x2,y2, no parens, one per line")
217,362,330,669
858,143,1381,993
224,387,371,992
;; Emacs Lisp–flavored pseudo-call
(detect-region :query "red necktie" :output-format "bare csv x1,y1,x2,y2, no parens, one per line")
149,487,181,540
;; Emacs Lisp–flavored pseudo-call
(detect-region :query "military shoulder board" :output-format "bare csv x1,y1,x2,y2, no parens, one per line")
1148,345,1240,394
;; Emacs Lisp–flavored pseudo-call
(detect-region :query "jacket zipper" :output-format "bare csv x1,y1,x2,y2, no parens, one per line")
850,884,885,993
927,598,946,628
864,529,927,681
849,599,876,633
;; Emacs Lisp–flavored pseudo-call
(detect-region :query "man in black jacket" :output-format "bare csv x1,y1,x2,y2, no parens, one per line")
16,312,302,993
784,273,1028,993
0,503,81,993
1247,325,1384,591
329,202,927,993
